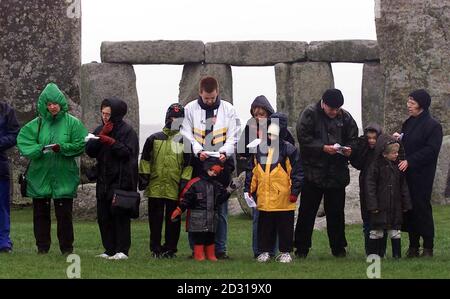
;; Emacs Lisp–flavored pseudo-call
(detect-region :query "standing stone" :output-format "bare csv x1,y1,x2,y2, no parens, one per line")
275,62,334,130
376,0,450,135
432,136,450,204
205,41,307,66
0,0,81,204
80,63,139,134
101,40,205,65
178,64,233,106
307,40,379,63
361,63,385,129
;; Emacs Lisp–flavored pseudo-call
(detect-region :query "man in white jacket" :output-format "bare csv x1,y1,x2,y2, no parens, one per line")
181,76,241,259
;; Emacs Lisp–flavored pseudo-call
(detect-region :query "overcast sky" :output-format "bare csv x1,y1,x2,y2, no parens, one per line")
82,0,377,128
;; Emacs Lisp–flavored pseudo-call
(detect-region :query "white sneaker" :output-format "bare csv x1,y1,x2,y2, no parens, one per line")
108,252,128,260
276,252,292,263
257,252,270,262
95,253,110,259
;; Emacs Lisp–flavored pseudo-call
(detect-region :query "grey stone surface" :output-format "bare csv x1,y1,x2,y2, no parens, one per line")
275,62,334,129
0,0,81,204
205,41,307,66
432,136,450,204
80,63,139,134
178,63,233,106
307,40,379,62
101,40,205,65
446,163,450,198
376,0,450,135
361,63,385,129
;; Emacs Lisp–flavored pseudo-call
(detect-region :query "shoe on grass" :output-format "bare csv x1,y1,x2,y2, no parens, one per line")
108,252,128,260
257,252,270,263
276,252,292,263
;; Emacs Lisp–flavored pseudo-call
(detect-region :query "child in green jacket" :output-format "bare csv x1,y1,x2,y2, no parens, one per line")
139,103,193,258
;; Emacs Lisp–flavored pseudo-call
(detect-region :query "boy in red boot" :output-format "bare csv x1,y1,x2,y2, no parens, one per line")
171,158,231,261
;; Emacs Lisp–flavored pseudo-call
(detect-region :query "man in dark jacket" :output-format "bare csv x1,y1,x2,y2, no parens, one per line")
86,97,139,260
0,101,19,253
294,89,358,258
394,89,443,258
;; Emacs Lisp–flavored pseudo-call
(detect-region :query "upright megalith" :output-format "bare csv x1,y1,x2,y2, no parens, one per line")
361,62,385,129
80,63,139,134
101,40,205,65
275,62,334,130
376,0,450,134
205,41,307,66
178,64,233,106
0,0,81,203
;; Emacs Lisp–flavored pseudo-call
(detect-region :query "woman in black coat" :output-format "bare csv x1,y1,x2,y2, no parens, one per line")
86,97,139,260
393,89,443,257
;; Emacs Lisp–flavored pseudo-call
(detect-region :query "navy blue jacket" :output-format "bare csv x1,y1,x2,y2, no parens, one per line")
0,102,20,180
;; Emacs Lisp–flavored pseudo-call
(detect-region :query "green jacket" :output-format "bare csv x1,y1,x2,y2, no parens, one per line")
17,83,88,199
139,128,193,200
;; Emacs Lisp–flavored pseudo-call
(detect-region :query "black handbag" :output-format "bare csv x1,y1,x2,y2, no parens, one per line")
18,117,41,197
112,189,141,219
111,163,141,219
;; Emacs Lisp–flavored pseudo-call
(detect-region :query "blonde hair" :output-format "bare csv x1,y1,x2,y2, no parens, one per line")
383,142,400,155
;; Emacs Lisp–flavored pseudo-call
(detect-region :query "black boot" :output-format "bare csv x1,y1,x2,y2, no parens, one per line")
421,248,433,258
367,238,380,257
379,233,388,258
406,247,420,258
391,238,401,259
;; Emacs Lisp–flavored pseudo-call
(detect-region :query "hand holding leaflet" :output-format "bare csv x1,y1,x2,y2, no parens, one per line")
244,192,256,208
333,143,351,156
203,151,221,158
85,133,100,142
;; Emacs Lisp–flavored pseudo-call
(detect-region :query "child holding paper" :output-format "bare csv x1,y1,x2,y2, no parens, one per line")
244,113,303,263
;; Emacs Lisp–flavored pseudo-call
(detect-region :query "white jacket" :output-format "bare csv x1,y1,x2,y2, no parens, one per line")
181,98,241,156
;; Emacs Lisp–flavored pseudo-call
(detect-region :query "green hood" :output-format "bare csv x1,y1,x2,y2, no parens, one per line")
37,83,69,120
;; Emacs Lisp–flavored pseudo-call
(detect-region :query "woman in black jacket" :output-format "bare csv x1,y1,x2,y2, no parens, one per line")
85,97,139,260
393,89,443,258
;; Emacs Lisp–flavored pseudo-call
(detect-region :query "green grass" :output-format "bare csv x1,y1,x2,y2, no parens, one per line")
1,205,449,279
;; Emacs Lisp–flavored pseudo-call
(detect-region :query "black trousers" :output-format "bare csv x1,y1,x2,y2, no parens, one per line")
192,232,215,246
97,199,131,256
148,197,180,253
294,182,347,254
33,198,74,253
258,210,294,253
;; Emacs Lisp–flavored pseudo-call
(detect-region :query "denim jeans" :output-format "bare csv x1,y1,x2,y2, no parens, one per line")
214,201,228,254
0,180,12,250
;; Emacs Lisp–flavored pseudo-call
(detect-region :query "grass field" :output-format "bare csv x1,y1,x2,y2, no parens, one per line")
1,205,449,279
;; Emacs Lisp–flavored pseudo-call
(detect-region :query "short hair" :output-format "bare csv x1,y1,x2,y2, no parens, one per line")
383,142,400,155
199,76,219,93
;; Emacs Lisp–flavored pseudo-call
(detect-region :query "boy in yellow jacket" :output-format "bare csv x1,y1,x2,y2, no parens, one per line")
244,113,303,263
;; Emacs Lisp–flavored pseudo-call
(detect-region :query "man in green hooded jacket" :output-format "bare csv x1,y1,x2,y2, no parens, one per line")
17,82,87,254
